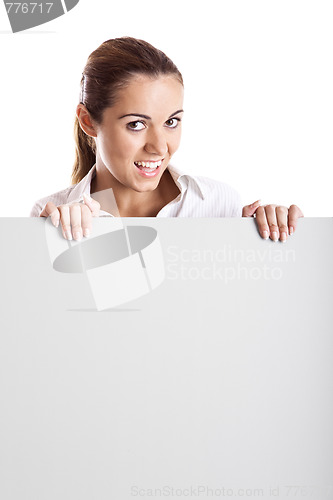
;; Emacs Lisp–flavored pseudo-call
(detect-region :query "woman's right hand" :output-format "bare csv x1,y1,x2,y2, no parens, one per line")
39,194,101,240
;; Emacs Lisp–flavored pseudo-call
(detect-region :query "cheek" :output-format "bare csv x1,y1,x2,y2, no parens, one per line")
99,130,136,160
169,130,182,153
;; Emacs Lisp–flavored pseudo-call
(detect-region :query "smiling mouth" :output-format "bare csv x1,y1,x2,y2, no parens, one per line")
134,159,163,172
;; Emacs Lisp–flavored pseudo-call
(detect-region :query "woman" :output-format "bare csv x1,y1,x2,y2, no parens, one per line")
30,36,303,241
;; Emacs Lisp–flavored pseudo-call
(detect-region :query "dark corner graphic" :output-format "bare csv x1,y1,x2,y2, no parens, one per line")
3,0,79,33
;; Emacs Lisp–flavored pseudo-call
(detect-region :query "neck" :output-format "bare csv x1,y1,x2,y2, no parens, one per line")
90,163,180,217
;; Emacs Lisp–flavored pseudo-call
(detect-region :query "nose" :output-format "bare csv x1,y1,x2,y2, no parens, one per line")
144,127,168,157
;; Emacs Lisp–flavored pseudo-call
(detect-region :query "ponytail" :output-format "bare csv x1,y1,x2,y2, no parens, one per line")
71,116,96,185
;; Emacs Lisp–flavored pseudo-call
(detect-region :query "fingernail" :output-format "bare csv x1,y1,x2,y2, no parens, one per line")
64,230,72,241
262,230,269,240
54,220,59,228
289,226,294,235
83,228,90,238
280,232,287,243
271,231,278,242
73,231,82,241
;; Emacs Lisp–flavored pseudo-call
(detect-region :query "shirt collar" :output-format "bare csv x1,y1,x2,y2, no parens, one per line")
67,162,207,203
67,164,97,203
167,164,207,200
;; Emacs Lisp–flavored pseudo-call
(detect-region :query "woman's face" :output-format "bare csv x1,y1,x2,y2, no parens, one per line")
93,74,184,192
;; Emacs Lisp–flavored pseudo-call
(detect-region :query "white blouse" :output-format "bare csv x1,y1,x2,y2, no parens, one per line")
30,164,243,218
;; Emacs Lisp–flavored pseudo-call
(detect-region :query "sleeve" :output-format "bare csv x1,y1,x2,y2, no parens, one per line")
213,180,243,217
230,188,243,217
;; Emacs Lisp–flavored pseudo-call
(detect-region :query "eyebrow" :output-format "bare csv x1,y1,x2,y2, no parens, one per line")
118,109,184,120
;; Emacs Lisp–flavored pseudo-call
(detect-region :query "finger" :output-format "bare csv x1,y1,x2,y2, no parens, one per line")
83,193,101,216
69,203,83,241
264,205,279,242
58,205,72,240
253,205,269,240
40,201,60,227
242,200,261,217
288,204,304,235
275,205,289,243
80,204,92,238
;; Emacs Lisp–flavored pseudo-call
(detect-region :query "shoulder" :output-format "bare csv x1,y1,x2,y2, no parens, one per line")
30,164,96,217
30,185,77,217
185,171,243,217
169,165,241,200
166,164,243,217
192,174,241,197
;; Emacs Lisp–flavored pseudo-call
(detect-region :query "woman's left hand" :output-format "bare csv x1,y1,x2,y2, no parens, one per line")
242,200,304,242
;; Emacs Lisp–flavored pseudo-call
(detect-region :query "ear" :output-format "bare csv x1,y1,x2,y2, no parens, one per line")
76,104,97,138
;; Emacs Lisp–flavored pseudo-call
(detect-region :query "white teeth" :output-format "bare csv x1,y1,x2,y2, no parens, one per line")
135,160,162,169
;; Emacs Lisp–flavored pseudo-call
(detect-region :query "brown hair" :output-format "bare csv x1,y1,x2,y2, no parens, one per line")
72,36,184,184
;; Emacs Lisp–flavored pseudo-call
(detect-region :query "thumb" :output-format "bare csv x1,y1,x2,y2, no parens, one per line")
242,200,261,218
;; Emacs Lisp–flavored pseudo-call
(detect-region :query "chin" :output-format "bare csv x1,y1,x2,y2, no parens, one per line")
132,176,162,193
135,182,160,193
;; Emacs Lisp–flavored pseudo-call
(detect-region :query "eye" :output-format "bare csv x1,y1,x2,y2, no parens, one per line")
165,118,181,128
127,121,146,131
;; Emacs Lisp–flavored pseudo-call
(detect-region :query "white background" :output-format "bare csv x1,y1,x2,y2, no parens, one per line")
0,0,332,216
